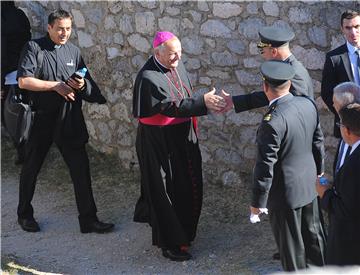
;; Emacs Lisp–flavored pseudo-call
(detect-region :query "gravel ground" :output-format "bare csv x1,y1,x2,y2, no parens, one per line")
1,134,281,274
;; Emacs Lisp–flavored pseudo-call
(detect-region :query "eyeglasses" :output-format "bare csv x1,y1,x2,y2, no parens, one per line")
336,122,346,128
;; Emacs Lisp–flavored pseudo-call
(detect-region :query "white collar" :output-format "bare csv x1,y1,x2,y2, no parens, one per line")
154,55,169,69
350,139,360,155
269,93,288,107
346,41,360,55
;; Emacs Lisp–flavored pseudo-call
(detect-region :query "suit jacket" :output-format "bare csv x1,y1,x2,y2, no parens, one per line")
251,94,325,210
232,54,314,113
321,43,354,138
321,145,360,265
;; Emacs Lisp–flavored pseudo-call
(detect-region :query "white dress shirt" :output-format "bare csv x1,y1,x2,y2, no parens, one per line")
346,41,360,85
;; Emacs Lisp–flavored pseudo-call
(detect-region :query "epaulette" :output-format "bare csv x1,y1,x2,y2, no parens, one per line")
263,104,276,122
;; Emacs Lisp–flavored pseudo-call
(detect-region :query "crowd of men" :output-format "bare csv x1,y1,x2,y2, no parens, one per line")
2,2,359,272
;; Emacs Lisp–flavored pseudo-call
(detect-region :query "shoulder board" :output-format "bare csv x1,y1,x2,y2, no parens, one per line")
263,104,276,122
263,113,272,121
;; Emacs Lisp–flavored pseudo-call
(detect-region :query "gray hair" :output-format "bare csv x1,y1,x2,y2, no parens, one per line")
333,82,360,108
154,43,166,55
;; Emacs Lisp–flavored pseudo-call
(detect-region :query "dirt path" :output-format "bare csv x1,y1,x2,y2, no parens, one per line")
1,135,280,274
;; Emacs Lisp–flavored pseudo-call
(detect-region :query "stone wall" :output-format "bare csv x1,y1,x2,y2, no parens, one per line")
16,1,359,185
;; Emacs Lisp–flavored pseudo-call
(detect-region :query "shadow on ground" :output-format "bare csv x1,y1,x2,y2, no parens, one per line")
1,135,281,274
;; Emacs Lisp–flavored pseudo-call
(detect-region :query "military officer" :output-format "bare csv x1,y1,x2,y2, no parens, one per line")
250,60,326,271
222,26,314,114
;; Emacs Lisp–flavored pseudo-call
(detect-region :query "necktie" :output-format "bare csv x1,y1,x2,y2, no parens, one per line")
336,142,352,174
344,145,352,162
335,140,345,174
356,50,360,84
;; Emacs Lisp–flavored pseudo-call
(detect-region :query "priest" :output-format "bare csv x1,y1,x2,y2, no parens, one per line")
132,31,227,261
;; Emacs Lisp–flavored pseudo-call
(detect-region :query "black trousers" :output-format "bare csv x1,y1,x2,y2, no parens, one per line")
17,112,97,224
269,198,326,271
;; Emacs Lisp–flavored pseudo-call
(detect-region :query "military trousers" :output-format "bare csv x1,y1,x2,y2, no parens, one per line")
269,198,326,271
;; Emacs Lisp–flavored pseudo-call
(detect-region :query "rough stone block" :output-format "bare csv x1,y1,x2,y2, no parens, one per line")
135,12,155,35
213,3,242,19
262,2,279,17
127,34,151,53
200,20,232,38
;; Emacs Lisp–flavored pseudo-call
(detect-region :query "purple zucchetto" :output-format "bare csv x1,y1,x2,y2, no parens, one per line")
153,31,176,48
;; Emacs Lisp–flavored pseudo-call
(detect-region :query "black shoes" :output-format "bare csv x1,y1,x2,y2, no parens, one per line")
272,252,280,260
162,247,192,261
80,220,114,233
18,218,114,233
18,218,40,232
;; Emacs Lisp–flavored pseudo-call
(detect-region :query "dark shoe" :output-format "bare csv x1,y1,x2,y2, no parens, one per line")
272,252,280,260
162,248,192,261
80,220,114,233
18,218,40,232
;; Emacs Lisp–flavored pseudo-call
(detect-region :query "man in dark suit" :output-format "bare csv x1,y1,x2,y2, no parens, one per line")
332,82,360,176
225,26,314,114
321,10,360,138
316,103,360,265
250,60,326,271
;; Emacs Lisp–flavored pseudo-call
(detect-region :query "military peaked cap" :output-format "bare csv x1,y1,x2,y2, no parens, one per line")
260,60,295,86
258,26,295,48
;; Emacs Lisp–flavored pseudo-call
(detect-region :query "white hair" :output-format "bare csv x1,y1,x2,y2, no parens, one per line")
333,82,360,108
154,43,166,55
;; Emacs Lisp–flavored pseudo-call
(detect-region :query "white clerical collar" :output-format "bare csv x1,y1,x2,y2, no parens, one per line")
154,55,169,69
346,41,359,55
269,93,288,107
350,139,360,155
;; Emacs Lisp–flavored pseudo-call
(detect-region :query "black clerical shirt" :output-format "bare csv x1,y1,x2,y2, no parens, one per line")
17,35,89,113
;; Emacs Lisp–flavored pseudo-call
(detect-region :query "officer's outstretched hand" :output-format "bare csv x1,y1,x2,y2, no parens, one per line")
54,82,75,101
218,89,233,113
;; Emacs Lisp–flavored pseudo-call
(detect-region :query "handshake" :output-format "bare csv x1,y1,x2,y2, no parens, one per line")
203,88,233,114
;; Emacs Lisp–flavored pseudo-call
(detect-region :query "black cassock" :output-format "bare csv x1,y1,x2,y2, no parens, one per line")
133,56,207,248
